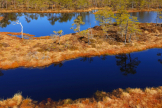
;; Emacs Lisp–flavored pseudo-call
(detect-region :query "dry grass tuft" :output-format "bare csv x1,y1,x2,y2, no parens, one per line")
1,87,162,108
0,93,22,107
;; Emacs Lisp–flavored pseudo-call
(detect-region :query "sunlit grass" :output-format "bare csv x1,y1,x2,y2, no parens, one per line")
1,87,162,108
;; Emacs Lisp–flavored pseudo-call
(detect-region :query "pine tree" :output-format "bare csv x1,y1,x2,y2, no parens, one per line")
116,6,140,44
95,7,115,39
71,16,85,33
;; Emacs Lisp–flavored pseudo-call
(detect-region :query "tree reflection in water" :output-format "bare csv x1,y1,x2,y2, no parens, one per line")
0,11,94,28
0,70,4,76
157,49,162,64
115,54,141,76
101,55,107,60
54,62,63,67
80,57,93,63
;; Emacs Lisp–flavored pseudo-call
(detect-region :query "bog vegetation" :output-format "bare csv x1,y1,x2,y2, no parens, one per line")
0,0,162,11
0,87,162,108
0,1,162,107
0,4,162,68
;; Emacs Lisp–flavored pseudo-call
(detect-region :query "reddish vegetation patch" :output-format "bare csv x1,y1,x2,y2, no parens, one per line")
0,32,35,37
0,87,162,108
0,17,3,21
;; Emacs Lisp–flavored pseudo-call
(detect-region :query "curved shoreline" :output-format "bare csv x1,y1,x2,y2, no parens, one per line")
0,23,162,70
0,86,162,107
0,44,161,70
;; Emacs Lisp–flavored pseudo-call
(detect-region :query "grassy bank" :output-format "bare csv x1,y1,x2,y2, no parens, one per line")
0,23,162,70
0,8,162,13
93,8,162,14
0,7,103,13
0,86,162,108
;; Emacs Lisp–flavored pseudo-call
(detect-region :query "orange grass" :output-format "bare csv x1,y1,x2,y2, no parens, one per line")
1,87,162,108
0,32,35,37
0,17,3,21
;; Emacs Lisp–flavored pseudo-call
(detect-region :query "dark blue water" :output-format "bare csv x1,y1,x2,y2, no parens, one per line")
1,48,162,101
0,11,162,37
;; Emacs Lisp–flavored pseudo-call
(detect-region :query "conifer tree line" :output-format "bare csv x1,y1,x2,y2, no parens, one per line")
0,0,162,11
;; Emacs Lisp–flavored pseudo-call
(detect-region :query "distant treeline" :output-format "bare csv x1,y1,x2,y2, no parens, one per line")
0,0,162,11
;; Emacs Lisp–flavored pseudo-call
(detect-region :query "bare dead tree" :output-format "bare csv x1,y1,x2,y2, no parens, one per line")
12,20,23,39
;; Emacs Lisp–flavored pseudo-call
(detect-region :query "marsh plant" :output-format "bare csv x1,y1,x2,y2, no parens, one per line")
53,30,63,45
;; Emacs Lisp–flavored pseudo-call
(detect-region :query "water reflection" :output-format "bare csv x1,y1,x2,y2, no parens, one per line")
101,55,107,60
0,11,95,28
54,62,63,67
157,49,162,64
80,57,93,63
1,11,161,29
0,70,4,76
115,54,141,76
0,13,19,28
1,11,162,37
130,11,162,23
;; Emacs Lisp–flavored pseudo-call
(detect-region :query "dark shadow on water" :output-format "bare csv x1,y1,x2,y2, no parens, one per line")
157,49,162,64
54,62,63,67
80,57,93,63
80,55,107,63
79,54,141,76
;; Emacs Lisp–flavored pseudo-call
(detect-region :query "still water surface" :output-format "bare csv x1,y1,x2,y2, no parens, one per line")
0,11,162,101
0,49,162,101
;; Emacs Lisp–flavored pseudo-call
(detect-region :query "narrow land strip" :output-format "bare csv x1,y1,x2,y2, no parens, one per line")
0,23,162,70
0,7,103,13
0,8,162,13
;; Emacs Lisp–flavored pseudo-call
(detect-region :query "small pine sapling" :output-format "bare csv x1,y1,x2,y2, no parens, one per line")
71,16,85,33
53,30,63,45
